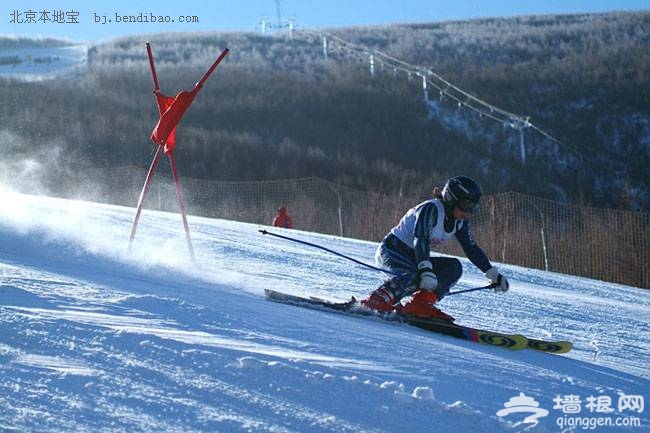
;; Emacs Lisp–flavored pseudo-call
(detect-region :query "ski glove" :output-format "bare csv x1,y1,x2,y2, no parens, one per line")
415,260,438,291
485,266,509,292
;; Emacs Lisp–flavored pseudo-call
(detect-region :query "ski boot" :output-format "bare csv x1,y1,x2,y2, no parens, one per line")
361,285,399,313
402,290,455,322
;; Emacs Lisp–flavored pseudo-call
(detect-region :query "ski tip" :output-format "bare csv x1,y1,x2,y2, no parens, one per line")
264,288,285,300
527,339,573,354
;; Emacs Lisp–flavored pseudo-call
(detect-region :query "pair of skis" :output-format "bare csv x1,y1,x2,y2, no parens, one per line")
264,289,572,354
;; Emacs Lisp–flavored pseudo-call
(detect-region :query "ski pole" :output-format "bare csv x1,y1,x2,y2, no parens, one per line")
447,283,497,296
259,229,400,276
260,230,496,294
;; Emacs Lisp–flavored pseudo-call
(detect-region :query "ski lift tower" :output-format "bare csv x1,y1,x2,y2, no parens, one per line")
508,116,531,164
275,0,283,25
259,0,295,38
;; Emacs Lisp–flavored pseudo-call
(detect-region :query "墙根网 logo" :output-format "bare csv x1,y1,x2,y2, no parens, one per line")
497,393,549,426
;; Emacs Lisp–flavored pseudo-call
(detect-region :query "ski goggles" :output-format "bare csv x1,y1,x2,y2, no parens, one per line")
456,199,479,214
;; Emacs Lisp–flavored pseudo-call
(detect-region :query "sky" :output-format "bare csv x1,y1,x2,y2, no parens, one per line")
1,0,648,42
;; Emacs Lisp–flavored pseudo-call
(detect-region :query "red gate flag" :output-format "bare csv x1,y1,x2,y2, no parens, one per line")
153,93,176,150
149,47,229,155
151,90,197,153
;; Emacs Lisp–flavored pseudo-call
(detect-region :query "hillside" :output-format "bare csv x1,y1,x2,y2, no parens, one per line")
1,11,649,210
1,189,648,432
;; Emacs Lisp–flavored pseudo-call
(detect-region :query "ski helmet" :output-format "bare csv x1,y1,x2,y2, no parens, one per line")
441,176,482,213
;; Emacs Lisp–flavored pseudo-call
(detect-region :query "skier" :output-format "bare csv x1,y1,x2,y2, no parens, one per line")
362,175,509,320
272,206,294,229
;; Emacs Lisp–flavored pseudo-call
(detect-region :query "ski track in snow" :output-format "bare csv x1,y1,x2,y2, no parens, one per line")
0,189,648,433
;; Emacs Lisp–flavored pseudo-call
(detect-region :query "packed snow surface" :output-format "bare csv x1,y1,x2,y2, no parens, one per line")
0,43,86,80
1,188,648,432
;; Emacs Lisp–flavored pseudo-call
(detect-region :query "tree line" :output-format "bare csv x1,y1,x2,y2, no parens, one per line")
1,11,648,210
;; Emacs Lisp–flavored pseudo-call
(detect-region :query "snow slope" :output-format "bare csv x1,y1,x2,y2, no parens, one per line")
0,43,86,81
1,188,648,433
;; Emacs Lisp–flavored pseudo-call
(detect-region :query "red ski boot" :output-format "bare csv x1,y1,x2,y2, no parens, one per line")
402,290,454,322
361,286,398,313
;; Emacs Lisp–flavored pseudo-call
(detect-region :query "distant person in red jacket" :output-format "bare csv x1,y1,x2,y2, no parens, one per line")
272,206,293,229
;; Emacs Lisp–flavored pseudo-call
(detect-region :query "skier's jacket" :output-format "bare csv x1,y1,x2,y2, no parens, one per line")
390,199,491,272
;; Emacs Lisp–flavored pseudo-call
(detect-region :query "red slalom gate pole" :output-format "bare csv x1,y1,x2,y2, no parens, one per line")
146,42,160,93
195,48,229,90
129,146,164,250
130,43,227,261
169,153,195,262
